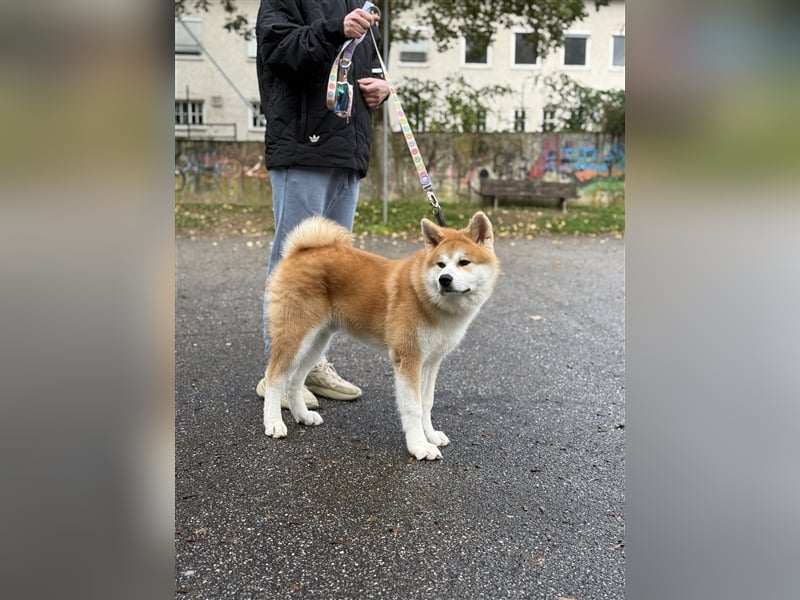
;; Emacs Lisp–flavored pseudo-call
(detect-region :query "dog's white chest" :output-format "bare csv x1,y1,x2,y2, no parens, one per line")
418,318,471,360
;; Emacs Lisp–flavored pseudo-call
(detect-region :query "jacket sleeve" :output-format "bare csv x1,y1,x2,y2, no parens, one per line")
257,0,348,81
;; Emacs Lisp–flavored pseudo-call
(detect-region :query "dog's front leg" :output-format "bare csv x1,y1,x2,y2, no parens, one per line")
286,372,323,427
421,357,449,448
393,354,442,460
263,375,287,438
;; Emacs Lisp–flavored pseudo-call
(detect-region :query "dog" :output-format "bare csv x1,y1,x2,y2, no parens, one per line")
261,211,499,460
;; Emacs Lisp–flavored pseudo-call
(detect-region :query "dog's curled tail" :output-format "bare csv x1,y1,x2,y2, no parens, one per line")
281,215,354,259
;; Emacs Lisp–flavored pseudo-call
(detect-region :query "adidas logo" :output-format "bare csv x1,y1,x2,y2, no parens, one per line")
308,134,320,143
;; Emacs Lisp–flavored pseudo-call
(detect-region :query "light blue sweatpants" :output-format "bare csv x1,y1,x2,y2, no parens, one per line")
262,166,360,357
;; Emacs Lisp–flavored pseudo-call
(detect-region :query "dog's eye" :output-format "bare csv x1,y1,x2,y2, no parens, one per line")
458,259,471,267
437,261,446,268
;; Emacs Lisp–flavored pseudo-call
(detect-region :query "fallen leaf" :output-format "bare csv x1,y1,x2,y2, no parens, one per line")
176,587,200,595
219,535,241,544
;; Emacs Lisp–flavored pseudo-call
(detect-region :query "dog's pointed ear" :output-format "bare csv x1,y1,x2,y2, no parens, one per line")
467,211,494,251
421,218,444,251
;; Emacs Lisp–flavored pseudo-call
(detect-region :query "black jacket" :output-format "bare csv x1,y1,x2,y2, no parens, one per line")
256,0,382,178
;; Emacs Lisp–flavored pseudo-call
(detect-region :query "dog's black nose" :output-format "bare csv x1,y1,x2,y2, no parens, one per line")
439,273,453,287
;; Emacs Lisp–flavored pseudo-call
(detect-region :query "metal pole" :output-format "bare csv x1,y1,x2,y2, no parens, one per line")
381,0,389,225
186,85,191,139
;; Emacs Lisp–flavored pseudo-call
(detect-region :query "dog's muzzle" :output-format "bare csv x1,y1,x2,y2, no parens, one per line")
438,273,470,295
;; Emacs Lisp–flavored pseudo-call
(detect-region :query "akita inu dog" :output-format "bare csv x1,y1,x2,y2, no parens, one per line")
262,211,499,460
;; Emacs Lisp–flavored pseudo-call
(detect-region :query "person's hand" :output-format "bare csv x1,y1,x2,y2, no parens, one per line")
358,77,390,109
343,8,379,39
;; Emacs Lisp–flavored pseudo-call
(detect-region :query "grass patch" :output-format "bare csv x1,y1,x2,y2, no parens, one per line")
175,202,273,237
175,200,624,239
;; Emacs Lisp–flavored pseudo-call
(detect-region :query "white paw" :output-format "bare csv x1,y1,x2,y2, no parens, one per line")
294,411,323,427
265,420,287,438
427,430,450,447
409,442,443,461
280,395,319,410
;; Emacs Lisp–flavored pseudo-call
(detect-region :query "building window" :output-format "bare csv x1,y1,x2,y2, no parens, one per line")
542,108,556,132
250,101,266,129
477,108,487,132
464,35,489,65
175,18,202,55
513,109,526,132
611,34,625,67
397,28,429,64
175,100,204,126
564,34,589,67
513,32,540,66
247,22,257,59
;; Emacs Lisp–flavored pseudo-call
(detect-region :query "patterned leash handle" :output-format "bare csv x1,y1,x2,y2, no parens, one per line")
326,2,381,119
327,1,446,226
366,24,446,226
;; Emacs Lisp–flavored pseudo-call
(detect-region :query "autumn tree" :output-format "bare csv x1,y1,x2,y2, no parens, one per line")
175,0,611,55
175,0,251,38
175,1,616,134
391,0,610,55
397,76,511,134
542,74,625,140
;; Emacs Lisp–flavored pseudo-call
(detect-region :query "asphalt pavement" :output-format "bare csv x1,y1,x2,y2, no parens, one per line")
176,230,625,599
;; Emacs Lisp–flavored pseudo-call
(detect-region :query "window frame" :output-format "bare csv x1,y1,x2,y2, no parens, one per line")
475,108,487,132
461,35,491,68
397,27,430,67
541,108,557,132
511,29,542,69
175,17,203,57
175,99,205,127
249,100,266,131
247,21,258,59
562,31,591,69
609,33,625,69
513,108,526,132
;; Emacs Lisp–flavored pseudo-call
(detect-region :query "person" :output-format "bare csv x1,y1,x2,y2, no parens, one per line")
255,0,389,406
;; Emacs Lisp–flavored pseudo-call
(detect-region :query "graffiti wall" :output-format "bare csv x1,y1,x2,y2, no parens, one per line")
527,135,625,182
369,131,624,203
176,133,624,204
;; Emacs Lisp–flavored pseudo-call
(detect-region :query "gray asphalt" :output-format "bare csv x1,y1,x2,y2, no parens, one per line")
176,230,625,599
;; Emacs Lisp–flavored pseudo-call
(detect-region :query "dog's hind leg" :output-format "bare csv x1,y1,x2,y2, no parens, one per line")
263,327,328,434
284,326,332,427
392,352,442,460
420,357,449,448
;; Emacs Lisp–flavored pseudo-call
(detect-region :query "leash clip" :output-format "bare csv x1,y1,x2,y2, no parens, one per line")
425,189,447,227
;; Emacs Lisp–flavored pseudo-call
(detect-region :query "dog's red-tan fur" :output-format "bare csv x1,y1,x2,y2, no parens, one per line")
262,212,499,460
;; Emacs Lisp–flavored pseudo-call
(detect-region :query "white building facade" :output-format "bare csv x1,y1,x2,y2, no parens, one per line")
175,0,624,142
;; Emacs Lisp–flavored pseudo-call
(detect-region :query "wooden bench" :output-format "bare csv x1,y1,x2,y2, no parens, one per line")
476,171,577,211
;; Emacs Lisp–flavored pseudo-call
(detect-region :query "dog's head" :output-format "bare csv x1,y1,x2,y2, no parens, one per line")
420,211,499,312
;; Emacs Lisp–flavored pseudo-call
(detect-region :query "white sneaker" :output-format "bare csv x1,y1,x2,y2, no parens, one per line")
304,359,362,400
255,377,319,409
